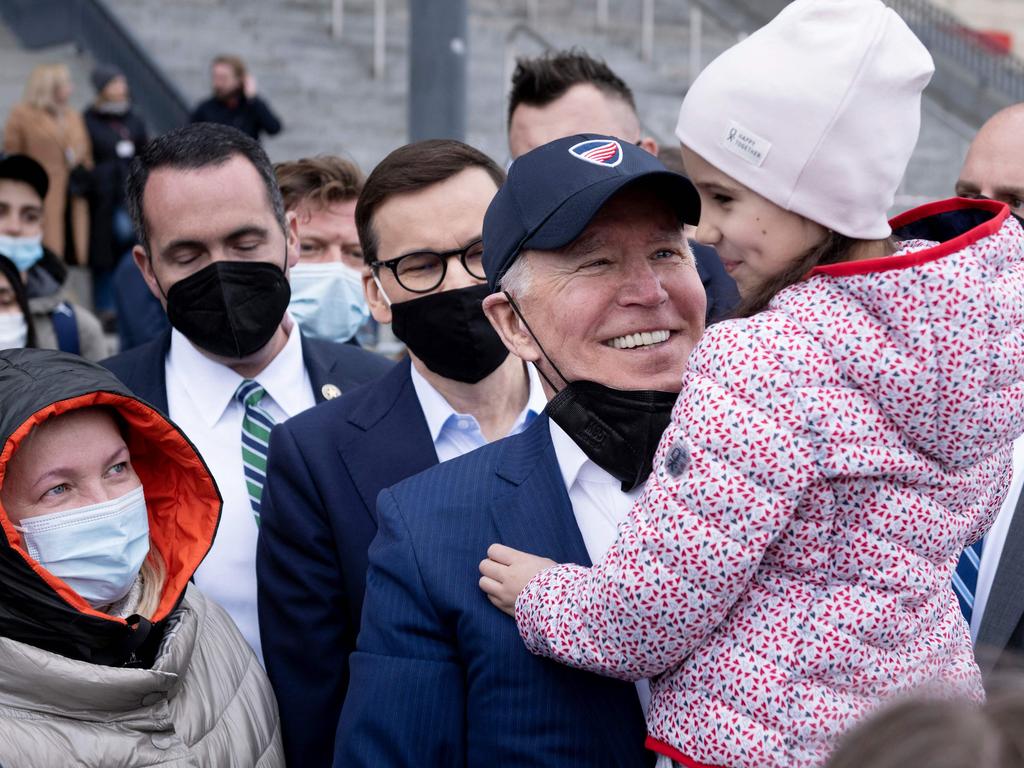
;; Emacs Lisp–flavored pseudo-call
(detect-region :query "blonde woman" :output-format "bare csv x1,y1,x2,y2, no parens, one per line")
0,348,283,767
4,63,93,265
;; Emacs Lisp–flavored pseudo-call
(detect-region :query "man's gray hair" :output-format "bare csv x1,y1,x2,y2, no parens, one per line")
498,253,533,298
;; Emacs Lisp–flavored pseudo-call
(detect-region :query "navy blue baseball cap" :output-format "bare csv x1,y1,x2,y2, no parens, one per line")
482,134,700,291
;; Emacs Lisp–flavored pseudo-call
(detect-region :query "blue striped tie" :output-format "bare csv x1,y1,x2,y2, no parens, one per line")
953,538,984,624
234,379,276,526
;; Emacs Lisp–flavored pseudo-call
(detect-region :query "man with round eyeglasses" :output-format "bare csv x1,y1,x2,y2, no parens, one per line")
256,139,547,768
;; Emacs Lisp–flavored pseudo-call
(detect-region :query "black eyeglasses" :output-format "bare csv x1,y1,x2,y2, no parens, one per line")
371,239,486,293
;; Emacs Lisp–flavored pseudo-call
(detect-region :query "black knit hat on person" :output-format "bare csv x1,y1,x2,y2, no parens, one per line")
90,64,122,94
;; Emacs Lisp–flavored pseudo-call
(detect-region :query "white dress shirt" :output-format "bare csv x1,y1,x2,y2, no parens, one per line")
409,361,547,462
549,419,652,715
165,319,315,661
971,435,1024,640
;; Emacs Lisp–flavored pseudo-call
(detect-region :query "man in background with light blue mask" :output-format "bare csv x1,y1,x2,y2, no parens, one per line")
274,156,370,345
0,154,107,360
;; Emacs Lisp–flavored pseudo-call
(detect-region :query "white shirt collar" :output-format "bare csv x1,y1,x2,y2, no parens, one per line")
167,314,308,427
549,418,624,490
409,360,547,444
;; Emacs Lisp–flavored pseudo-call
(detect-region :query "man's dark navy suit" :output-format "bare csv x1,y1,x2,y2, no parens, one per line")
977,485,1024,673
335,413,652,767
101,328,392,414
256,358,438,767
693,241,738,323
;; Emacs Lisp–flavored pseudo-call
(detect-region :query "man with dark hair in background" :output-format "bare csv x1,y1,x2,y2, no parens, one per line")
275,155,369,344
257,139,547,767
191,54,283,142
102,123,391,662
507,48,738,322
508,48,658,157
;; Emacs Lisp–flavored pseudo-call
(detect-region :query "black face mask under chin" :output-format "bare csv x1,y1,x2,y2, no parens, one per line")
159,250,291,359
506,293,676,492
389,283,510,384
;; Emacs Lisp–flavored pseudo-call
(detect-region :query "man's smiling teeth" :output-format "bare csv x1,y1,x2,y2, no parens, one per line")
606,330,671,350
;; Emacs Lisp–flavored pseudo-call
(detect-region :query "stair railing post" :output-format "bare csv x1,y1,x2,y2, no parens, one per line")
641,0,654,62
331,0,344,39
689,2,702,86
373,0,386,79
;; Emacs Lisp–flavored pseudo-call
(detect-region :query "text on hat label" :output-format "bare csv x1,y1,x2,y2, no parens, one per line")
721,121,771,167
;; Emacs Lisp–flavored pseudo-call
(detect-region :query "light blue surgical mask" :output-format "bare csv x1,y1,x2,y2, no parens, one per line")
15,485,151,608
289,261,369,343
0,235,43,272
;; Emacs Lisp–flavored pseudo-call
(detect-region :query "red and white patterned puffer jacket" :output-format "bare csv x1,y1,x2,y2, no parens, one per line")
515,199,1024,768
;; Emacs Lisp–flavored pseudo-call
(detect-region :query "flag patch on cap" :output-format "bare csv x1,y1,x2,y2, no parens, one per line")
569,139,623,168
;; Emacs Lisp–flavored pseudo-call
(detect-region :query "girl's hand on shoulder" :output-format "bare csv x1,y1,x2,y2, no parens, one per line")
479,543,556,617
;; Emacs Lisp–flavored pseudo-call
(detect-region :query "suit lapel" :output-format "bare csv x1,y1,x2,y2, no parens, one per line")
117,330,171,414
489,416,591,567
977,485,1024,663
338,359,438,523
301,335,340,403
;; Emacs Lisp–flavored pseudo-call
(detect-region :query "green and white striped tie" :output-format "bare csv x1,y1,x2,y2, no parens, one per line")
235,379,276,526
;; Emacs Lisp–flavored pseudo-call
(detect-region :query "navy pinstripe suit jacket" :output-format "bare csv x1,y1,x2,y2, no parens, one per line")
335,414,652,767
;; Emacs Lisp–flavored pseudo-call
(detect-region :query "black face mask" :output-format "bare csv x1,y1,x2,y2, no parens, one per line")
506,293,676,491
162,255,291,359
390,283,509,383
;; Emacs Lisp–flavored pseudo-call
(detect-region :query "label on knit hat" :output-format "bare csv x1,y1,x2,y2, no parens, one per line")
721,121,771,167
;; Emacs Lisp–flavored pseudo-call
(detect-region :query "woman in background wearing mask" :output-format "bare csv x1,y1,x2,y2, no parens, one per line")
274,155,370,344
0,153,107,360
0,254,35,350
84,65,148,329
0,348,283,767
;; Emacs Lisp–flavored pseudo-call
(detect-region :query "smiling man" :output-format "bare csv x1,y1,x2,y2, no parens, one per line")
335,135,704,767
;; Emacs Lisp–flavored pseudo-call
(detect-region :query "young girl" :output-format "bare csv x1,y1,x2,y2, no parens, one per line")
478,2,1024,766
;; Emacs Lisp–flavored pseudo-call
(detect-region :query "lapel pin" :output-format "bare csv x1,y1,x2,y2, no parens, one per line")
321,384,342,400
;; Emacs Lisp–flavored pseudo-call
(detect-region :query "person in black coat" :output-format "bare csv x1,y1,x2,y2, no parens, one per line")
84,65,148,321
191,55,282,142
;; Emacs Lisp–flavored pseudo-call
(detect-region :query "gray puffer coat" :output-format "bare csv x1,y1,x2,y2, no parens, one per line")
0,585,283,767
0,348,283,767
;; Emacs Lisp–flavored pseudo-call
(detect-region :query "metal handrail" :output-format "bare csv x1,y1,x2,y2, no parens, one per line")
630,0,1024,105
888,0,1024,103
0,0,190,133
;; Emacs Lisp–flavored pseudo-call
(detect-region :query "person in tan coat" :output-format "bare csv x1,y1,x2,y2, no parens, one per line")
4,63,93,266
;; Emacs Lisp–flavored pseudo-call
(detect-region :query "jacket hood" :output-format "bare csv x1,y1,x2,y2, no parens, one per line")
0,348,221,664
800,197,1024,469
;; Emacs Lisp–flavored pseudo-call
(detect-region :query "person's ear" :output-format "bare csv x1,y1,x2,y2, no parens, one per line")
363,271,392,324
482,292,541,363
284,211,300,272
639,136,659,156
133,245,167,309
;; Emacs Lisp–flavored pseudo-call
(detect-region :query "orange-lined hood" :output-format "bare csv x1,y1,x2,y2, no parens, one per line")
0,348,221,665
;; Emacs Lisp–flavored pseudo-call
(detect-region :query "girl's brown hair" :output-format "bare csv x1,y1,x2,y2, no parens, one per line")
733,231,863,318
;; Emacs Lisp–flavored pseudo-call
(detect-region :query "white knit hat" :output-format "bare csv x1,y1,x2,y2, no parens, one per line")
676,0,934,239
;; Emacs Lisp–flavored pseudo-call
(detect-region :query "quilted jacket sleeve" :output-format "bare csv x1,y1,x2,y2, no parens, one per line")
515,322,822,680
